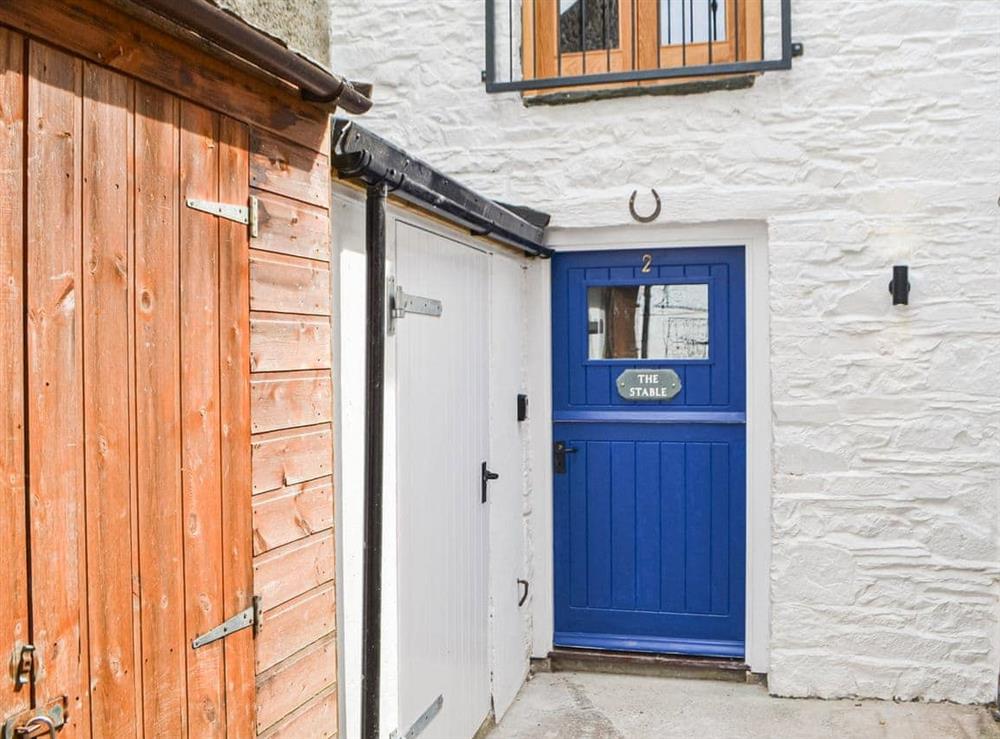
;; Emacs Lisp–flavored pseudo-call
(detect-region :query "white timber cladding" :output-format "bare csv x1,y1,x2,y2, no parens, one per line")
488,255,531,720
329,1,1000,703
394,221,491,739
333,184,539,737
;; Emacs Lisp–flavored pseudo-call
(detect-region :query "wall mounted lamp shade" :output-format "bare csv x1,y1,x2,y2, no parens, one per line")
889,265,910,305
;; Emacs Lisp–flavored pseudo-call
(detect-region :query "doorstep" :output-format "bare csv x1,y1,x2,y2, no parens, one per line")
534,648,758,684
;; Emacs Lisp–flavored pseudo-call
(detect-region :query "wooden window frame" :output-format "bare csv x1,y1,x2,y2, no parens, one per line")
522,0,763,92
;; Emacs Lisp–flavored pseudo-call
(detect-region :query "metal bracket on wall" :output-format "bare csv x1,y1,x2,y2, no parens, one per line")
387,276,443,335
185,195,259,238
389,695,444,739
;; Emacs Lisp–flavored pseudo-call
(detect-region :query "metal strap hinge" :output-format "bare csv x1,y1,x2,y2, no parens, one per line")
185,195,259,238
389,695,443,739
191,596,262,649
387,277,443,335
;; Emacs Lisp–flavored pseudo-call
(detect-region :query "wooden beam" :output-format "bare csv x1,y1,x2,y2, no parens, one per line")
219,114,255,739
0,25,29,728
82,60,138,738
27,40,90,737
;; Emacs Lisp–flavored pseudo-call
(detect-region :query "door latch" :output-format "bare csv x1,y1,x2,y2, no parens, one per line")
11,645,34,691
553,441,577,474
14,715,55,739
2,698,66,739
481,462,499,503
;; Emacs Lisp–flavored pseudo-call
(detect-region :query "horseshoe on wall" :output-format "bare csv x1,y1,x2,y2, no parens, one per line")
629,188,661,223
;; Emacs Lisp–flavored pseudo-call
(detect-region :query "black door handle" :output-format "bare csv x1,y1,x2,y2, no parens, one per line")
553,441,578,474
481,461,499,503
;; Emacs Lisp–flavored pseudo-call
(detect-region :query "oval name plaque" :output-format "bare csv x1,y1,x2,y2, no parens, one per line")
616,369,682,401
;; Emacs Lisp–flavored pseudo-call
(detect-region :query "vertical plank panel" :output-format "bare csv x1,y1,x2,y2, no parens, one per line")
26,41,90,735
179,100,226,738
685,442,712,613
710,265,730,406
566,268,586,406
710,442,730,615
0,26,28,725
684,365,712,405
660,442,685,612
531,0,558,79
218,115,254,739
634,442,660,611
610,442,636,609
584,364,611,405
135,82,186,738
125,73,144,735
635,0,660,70
568,441,588,608
585,442,611,608
82,61,137,736
740,0,764,62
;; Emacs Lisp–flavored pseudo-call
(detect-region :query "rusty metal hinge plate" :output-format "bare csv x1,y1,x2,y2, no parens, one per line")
191,595,262,649
185,195,259,238
2,698,66,739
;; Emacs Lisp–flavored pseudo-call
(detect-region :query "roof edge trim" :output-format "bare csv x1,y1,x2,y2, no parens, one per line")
332,119,551,257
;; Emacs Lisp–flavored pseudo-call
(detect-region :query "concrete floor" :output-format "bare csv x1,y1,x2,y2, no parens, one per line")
489,671,1000,739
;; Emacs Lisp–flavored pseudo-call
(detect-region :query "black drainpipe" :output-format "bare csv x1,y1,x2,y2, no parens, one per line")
361,183,388,739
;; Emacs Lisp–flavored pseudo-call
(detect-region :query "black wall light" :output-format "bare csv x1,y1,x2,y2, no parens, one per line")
889,265,910,305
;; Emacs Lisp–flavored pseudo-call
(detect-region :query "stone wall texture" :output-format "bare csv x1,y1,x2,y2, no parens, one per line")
329,0,1000,703
211,0,331,65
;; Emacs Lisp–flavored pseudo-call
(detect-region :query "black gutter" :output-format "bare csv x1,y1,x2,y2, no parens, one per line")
135,0,373,114
332,119,551,257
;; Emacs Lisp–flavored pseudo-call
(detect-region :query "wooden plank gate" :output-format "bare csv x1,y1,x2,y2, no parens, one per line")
0,3,339,736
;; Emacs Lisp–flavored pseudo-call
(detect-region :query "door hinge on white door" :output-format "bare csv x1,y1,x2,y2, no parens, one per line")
185,195,259,238
191,596,262,649
387,276,443,335
389,695,443,739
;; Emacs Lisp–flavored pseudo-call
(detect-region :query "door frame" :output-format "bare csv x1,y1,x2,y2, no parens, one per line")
530,221,771,673
335,183,531,737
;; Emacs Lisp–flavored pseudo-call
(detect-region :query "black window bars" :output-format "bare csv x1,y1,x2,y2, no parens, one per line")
484,0,796,94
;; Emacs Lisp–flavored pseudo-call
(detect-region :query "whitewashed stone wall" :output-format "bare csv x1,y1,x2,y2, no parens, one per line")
330,0,1000,703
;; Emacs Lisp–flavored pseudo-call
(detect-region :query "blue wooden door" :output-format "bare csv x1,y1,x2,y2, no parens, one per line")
552,247,746,658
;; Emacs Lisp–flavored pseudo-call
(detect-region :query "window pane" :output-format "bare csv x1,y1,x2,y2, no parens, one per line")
560,0,620,52
659,0,727,45
587,284,709,360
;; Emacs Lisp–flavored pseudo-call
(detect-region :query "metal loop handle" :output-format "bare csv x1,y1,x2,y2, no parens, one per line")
18,715,56,739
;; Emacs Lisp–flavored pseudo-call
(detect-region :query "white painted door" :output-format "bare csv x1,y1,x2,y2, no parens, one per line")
395,220,491,739
488,256,529,720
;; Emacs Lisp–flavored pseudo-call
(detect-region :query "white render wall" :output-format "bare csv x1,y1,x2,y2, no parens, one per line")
330,1,1000,703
